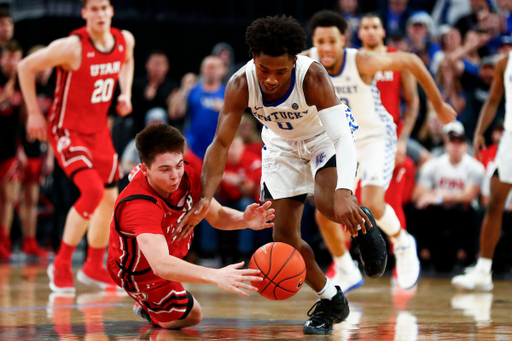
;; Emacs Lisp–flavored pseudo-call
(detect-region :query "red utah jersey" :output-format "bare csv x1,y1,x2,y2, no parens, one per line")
107,165,201,291
375,46,403,136
49,26,126,135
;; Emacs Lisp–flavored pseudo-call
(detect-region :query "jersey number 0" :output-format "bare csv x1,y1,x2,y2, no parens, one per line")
91,78,115,104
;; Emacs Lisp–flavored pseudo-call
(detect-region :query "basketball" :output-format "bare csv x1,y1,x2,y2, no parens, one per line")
248,242,307,300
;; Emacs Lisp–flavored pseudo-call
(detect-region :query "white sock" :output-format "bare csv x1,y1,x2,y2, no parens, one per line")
376,204,401,237
334,251,356,271
317,278,338,300
391,229,409,247
475,257,492,274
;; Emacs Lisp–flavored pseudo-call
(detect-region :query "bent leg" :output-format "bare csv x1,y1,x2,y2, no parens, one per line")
480,176,512,259
315,209,348,258
88,186,118,248
158,299,203,329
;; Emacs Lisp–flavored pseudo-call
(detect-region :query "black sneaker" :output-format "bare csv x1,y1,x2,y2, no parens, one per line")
354,206,387,278
303,286,350,335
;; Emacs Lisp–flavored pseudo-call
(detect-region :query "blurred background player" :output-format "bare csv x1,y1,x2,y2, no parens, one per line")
18,45,55,259
452,47,512,291
0,41,23,259
306,10,456,290
17,0,134,292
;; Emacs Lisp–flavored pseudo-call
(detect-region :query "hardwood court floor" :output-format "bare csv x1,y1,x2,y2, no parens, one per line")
0,263,511,340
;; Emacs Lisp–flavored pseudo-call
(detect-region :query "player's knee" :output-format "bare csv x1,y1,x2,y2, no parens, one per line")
73,169,105,218
273,230,301,249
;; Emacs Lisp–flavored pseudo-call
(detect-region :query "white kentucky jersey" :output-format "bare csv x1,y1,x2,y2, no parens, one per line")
310,47,396,141
417,153,485,194
503,51,512,132
242,55,354,141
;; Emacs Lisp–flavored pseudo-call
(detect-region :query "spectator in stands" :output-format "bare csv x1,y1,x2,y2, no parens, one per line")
173,56,226,160
0,6,13,54
411,121,485,272
430,25,462,75
436,60,466,115
455,0,501,39
168,72,197,132
431,0,471,35
132,50,178,134
379,0,413,37
338,0,362,47
211,42,235,84
405,11,439,68
238,111,263,157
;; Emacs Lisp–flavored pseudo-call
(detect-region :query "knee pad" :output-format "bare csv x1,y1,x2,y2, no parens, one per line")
72,169,104,219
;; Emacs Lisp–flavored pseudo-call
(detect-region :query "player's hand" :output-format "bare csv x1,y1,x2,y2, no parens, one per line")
211,261,263,297
243,201,275,231
395,139,407,166
173,197,211,241
116,94,132,117
434,102,457,124
473,133,486,160
27,111,48,142
334,189,371,237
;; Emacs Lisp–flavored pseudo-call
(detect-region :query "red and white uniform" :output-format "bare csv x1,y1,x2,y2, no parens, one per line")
48,26,125,184
107,165,200,322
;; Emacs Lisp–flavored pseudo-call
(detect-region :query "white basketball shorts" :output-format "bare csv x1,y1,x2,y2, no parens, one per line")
496,130,512,184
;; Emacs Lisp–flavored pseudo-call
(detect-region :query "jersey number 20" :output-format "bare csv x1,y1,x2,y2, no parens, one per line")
91,78,115,104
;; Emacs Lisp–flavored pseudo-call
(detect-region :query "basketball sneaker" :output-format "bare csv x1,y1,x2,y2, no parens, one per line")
77,263,119,290
451,266,493,291
393,232,421,289
330,263,364,294
22,238,48,258
48,263,75,293
354,206,387,278
134,302,156,326
303,285,350,335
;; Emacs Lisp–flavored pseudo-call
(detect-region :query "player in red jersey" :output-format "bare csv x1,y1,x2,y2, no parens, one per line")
0,41,23,259
17,0,134,292
108,124,274,329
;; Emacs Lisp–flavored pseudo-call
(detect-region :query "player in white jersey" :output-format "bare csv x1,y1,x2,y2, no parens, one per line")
172,15,387,335
452,52,512,291
304,10,456,290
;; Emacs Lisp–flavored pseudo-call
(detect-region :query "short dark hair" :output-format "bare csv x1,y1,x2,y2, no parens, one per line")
0,6,11,19
3,40,22,55
309,10,348,35
246,15,306,58
361,12,384,25
81,0,111,6
135,124,185,167
147,49,168,62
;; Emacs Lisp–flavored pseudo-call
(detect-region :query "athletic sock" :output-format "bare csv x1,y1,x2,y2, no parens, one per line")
334,251,356,271
391,229,409,247
475,257,492,274
376,204,401,238
317,278,338,300
85,246,107,269
55,241,77,266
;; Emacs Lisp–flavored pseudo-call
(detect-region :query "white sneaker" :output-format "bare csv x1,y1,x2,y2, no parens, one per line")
393,233,421,289
451,267,493,291
331,263,364,294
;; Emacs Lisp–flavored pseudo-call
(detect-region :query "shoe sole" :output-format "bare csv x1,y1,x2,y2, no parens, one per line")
344,277,364,294
451,281,493,291
77,269,121,290
47,264,76,293
357,206,388,278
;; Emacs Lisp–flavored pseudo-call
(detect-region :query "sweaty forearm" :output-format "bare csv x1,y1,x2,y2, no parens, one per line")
154,255,217,283
17,64,40,114
400,101,419,141
201,139,230,200
119,58,134,97
475,101,499,136
210,205,246,230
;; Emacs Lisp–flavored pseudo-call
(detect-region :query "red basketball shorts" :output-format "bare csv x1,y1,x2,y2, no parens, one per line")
0,157,20,182
21,157,43,184
48,126,122,185
126,280,194,323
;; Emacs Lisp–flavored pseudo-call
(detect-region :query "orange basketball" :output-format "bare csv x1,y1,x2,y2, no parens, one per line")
248,242,306,300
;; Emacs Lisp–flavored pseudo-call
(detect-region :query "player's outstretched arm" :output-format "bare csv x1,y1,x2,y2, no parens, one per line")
396,70,420,165
474,56,507,159
137,233,262,297
116,30,135,117
175,73,249,240
356,50,456,124
204,200,275,232
304,62,371,236
17,36,81,141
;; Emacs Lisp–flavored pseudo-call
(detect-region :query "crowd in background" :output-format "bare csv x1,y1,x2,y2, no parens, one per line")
1,0,512,276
